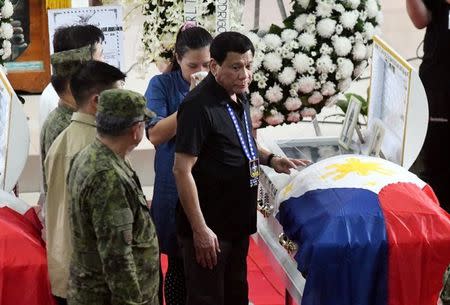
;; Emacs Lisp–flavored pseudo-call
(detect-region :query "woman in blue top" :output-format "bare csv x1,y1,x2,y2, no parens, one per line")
145,24,212,305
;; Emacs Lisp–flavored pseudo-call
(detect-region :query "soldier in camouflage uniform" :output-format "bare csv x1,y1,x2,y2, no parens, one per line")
442,265,450,305
67,89,159,305
40,25,104,194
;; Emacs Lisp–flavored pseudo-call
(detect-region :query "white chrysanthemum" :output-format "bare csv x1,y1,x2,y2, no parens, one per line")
289,40,300,50
298,0,310,9
250,92,265,107
281,29,298,42
363,23,375,40
0,22,13,39
253,71,265,82
278,67,297,85
306,14,316,25
300,107,317,117
321,81,336,96
333,36,352,57
376,11,384,24
284,97,302,111
289,88,298,97
265,84,284,103
334,3,345,13
264,34,282,51
320,43,333,55
354,32,364,42
1,39,11,60
291,82,300,91
335,24,344,35
298,75,316,94
353,60,368,77
340,10,359,30
252,58,262,72
282,49,295,59
292,53,312,74
338,78,352,91
352,43,367,60
294,14,308,32
258,80,267,89
298,33,317,51
316,55,333,74
319,73,328,83
308,91,324,105
366,0,379,18
287,111,301,123
1,1,14,19
263,52,283,72
250,106,264,128
338,58,354,79
265,109,285,126
346,0,361,9
317,18,336,38
316,1,333,18
246,31,261,47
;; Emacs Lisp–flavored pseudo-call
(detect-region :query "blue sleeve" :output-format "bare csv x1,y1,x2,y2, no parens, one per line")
144,75,168,128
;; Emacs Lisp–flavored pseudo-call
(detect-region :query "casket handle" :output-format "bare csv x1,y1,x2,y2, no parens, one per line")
257,199,274,217
278,233,298,254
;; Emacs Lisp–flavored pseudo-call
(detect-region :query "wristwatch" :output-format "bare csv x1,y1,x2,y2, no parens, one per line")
267,153,281,167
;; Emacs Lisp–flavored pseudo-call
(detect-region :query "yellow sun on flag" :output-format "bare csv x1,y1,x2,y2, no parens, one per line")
321,157,394,181
282,183,294,197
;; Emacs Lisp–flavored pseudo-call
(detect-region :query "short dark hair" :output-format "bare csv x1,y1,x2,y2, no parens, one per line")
51,25,105,95
210,32,254,65
170,26,213,71
53,24,104,53
70,61,126,108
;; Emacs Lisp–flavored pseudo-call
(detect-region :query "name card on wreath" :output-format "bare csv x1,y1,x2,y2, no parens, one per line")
216,0,230,33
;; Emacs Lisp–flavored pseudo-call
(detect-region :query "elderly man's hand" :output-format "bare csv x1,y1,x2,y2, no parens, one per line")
271,156,311,174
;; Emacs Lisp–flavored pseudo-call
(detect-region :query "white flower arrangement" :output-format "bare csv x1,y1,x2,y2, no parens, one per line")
0,0,13,64
140,0,243,70
247,0,381,128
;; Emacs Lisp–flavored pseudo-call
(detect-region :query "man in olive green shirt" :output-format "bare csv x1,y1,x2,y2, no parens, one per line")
40,25,104,193
67,89,159,305
44,61,126,302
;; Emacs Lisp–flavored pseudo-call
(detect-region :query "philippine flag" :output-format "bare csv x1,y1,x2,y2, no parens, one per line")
276,155,450,305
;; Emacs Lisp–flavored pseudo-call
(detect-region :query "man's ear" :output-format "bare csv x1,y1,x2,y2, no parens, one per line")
90,94,99,111
210,59,219,77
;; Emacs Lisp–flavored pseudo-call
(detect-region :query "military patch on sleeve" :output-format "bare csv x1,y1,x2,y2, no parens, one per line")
122,229,133,245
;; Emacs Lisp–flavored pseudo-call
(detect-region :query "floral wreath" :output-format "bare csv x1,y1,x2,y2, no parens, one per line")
247,0,382,128
141,0,243,69
0,0,14,68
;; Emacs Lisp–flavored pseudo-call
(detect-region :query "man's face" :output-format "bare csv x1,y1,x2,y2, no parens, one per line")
211,50,253,96
92,41,104,61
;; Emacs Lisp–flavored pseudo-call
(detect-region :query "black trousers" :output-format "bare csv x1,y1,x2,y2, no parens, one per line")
179,236,250,305
411,121,450,213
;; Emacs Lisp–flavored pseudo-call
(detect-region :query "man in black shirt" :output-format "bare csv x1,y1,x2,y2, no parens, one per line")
407,0,450,212
173,32,308,305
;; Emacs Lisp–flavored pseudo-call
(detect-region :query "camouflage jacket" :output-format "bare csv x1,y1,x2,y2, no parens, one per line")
443,265,450,305
40,103,74,192
67,139,159,305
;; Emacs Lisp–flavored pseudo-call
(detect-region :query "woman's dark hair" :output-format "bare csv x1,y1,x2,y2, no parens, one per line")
169,25,213,72
210,31,254,65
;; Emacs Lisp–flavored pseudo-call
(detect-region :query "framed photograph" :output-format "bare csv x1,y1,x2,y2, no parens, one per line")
4,0,51,93
366,119,386,157
339,96,362,150
48,6,124,70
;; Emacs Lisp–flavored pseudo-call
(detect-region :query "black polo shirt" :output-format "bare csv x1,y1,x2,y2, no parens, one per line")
420,0,450,118
175,73,258,240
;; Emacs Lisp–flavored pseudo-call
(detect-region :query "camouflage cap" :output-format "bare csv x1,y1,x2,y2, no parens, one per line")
96,88,155,132
50,45,92,78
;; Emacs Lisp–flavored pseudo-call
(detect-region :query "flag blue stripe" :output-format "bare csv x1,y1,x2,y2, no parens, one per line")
277,188,388,305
